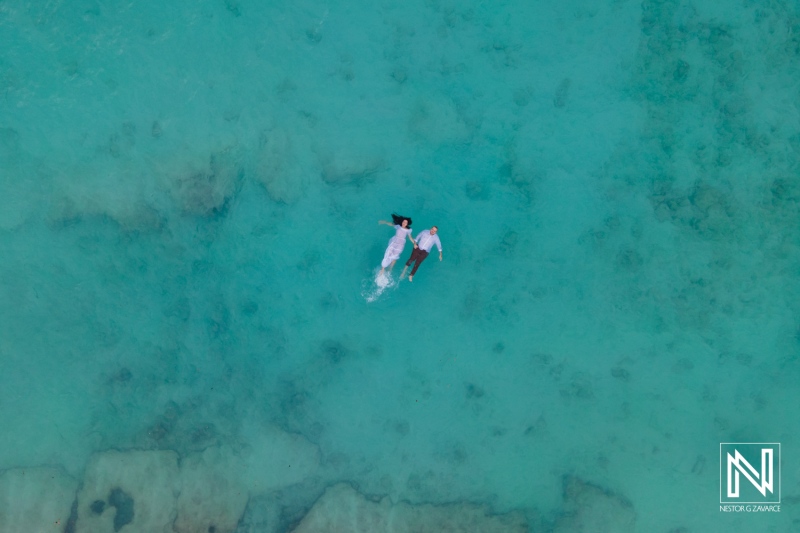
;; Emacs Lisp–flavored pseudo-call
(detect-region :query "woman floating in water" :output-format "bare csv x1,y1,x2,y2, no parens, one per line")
378,213,416,276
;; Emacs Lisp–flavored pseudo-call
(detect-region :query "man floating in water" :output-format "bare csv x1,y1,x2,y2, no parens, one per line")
401,226,442,282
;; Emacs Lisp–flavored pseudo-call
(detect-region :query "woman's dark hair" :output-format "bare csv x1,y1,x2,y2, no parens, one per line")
391,213,412,227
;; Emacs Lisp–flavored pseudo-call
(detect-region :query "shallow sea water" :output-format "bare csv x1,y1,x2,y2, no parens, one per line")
1,0,798,531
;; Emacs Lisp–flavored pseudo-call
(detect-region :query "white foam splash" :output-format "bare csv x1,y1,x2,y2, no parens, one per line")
361,269,397,303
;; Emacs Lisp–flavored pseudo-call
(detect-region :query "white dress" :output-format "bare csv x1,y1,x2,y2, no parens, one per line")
381,225,412,268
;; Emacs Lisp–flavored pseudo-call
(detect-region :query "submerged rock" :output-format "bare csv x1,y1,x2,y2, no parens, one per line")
239,422,321,493
290,483,528,532
174,446,248,533
75,449,180,532
318,150,385,187
553,476,636,533
69,424,318,532
170,146,244,217
255,127,310,204
0,466,78,532
107,487,135,531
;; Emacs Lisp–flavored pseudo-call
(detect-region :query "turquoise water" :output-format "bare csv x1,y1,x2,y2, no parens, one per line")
1,0,798,531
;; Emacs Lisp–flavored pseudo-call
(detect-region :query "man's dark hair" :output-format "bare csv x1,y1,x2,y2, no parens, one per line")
391,213,412,227
431,225,438,230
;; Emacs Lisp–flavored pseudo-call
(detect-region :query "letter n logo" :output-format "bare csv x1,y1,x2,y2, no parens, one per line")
720,443,780,504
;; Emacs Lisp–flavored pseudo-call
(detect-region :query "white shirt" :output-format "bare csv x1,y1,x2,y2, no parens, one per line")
415,230,442,252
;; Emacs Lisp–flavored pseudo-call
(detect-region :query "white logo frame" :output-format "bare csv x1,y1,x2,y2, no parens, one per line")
720,443,781,504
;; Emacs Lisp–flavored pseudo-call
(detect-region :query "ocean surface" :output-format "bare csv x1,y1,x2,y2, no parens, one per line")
1,0,798,531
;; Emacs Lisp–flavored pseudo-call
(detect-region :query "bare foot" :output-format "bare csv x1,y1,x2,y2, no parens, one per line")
408,275,413,282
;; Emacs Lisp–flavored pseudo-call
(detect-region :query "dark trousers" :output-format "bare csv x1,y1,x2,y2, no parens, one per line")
405,247,429,276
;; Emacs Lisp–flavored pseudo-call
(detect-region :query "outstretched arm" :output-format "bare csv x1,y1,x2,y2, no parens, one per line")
408,233,417,246
378,220,393,227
